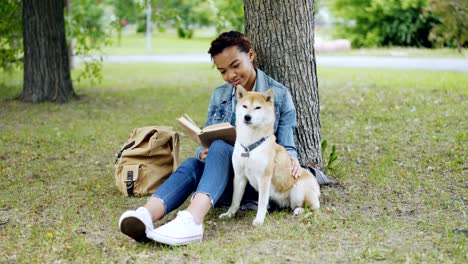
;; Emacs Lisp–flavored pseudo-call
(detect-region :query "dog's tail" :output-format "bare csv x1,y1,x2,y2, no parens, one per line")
302,172,321,210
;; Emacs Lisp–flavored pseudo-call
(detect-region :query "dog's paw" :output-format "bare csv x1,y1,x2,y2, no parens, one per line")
252,218,264,226
293,207,304,215
219,211,235,219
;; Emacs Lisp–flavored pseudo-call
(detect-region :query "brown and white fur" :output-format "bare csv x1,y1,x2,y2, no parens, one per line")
219,86,320,226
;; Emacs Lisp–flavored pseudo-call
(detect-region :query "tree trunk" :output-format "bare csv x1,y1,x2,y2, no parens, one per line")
21,0,75,103
244,0,322,168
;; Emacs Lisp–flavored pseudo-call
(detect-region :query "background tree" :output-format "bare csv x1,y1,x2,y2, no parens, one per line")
329,0,438,48
428,0,467,52
132,0,244,38
135,0,175,33
166,0,216,39
66,0,109,83
1,0,109,101
213,0,244,33
244,0,322,167
108,0,138,45
21,0,74,103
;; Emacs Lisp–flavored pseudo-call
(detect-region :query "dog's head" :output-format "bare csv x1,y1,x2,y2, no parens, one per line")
235,85,275,129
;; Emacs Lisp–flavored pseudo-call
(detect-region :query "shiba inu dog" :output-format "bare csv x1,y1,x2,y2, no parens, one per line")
220,86,321,226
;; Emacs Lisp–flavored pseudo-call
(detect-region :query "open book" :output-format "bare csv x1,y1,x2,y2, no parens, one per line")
177,114,236,148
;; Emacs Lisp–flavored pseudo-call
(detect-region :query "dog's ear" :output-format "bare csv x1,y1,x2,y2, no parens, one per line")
236,85,247,100
264,89,274,104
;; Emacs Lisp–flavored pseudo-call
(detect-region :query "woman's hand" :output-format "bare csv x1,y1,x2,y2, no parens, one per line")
290,157,302,179
199,148,209,161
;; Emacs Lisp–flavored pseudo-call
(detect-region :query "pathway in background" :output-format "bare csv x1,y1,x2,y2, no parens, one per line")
77,54,468,72
316,56,468,72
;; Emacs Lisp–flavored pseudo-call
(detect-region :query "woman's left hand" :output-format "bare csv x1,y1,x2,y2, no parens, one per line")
290,157,302,179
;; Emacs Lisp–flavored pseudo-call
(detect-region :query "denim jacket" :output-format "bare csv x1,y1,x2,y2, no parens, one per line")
196,68,298,159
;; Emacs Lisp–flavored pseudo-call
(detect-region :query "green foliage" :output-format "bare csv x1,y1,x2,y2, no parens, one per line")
330,0,439,47
69,0,108,45
0,0,109,83
428,0,468,52
169,0,216,39
106,0,139,45
164,0,245,38
133,0,244,37
75,57,104,84
212,0,244,33
321,139,338,175
107,0,138,24
0,0,22,71
66,0,111,84
145,0,178,33
134,0,217,38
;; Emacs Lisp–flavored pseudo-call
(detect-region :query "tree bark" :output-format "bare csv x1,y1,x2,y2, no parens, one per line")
21,0,75,103
244,0,322,167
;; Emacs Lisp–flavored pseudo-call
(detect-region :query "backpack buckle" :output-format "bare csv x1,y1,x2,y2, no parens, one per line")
125,171,134,196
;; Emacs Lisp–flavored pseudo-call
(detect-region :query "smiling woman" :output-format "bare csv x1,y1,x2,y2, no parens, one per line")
212,46,256,90
208,32,257,90
118,31,304,246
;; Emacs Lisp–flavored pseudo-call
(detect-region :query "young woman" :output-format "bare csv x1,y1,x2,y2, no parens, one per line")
118,31,303,246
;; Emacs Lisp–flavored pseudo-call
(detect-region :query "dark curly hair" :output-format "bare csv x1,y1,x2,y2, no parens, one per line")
208,31,254,59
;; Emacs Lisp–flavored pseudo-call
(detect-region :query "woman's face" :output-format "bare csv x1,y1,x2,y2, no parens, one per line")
213,46,256,91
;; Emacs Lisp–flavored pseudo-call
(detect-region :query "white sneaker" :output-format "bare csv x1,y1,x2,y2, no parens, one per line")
147,210,203,246
118,207,154,242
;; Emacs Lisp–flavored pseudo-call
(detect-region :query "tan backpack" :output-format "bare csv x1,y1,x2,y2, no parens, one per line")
114,126,179,196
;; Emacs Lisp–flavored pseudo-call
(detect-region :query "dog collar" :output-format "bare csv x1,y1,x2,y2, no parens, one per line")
240,136,268,158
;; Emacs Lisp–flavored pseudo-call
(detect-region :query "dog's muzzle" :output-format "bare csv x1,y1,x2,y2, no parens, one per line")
244,115,252,124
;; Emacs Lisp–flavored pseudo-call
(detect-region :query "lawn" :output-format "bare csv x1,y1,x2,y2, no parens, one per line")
102,29,214,55
0,63,466,263
101,29,467,59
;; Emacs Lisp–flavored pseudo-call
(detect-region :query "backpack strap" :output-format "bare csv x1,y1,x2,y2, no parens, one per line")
126,171,134,196
123,164,140,196
114,141,135,164
171,132,180,170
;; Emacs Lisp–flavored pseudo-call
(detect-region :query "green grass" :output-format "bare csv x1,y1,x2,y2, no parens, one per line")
102,29,467,58
102,29,213,55
99,29,468,59
0,64,467,262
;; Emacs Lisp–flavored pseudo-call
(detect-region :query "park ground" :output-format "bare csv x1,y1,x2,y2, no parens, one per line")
101,29,468,58
0,32,467,262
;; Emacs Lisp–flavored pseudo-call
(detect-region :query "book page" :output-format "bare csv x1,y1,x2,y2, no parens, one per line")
177,117,201,134
183,114,197,127
177,115,236,148
177,116,202,145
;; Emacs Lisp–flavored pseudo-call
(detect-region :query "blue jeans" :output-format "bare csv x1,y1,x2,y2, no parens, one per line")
151,140,238,215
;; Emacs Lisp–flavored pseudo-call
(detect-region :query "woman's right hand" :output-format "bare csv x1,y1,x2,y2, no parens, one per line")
199,148,209,161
